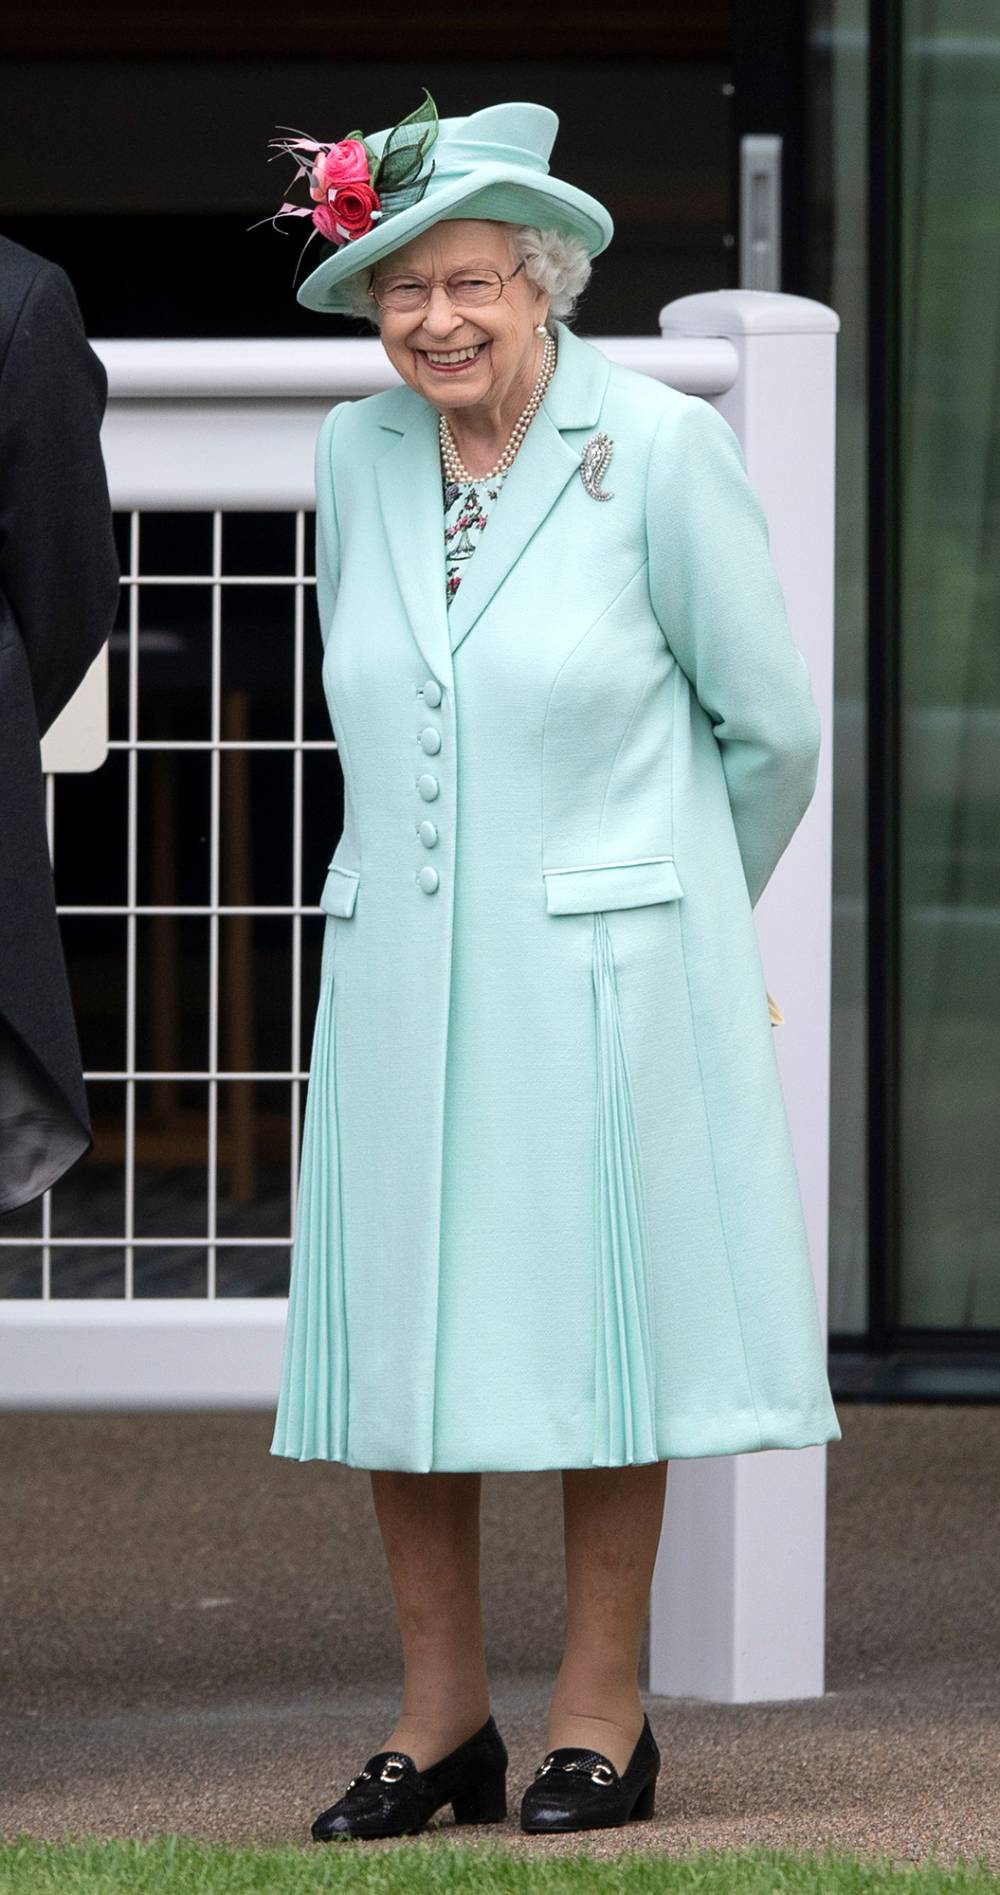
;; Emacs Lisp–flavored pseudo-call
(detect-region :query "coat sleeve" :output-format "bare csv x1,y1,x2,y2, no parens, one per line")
645,393,822,911
0,258,120,739
314,401,345,647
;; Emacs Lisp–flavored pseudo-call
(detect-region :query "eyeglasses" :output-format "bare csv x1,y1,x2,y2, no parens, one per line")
368,259,527,313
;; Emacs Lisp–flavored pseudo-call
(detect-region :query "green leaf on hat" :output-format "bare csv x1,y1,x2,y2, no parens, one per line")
391,87,439,132
372,88,440,196
374,131,434,194
378,165,437,216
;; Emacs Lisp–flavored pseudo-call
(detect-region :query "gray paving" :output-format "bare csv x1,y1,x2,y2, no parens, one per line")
1,1405,998,1866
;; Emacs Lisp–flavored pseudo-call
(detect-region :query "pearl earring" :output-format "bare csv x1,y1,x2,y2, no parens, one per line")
536,323,547,334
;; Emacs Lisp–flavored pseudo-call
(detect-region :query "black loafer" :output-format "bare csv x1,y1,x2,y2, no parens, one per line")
519,1712,660,1833
311,1713,509,1841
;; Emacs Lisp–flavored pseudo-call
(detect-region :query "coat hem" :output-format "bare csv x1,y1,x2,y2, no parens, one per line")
268,1403,842,1473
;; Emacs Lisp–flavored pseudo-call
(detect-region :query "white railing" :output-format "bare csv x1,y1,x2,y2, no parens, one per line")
1,290,840,1705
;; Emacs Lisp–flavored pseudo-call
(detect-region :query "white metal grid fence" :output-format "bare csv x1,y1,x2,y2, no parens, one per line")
24,508,328,1298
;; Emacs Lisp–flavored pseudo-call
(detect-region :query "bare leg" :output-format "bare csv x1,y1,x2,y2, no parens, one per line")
546,1461,669,1776
368,1470,492,1772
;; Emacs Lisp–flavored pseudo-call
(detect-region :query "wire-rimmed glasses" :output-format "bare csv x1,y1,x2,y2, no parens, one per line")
368,258,527,312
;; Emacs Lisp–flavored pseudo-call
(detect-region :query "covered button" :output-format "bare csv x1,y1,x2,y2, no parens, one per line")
416,774,440,801
417,865,440,894
422,679,443,708
419,726,442,755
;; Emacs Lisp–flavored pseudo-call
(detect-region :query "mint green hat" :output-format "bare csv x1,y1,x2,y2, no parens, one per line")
289,98,614,315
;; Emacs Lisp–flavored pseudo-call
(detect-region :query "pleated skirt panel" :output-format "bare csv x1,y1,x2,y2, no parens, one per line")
591,910,659,1465
269,933,350,1462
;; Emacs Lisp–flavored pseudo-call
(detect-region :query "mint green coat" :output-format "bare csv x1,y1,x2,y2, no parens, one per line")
269,317,842,1472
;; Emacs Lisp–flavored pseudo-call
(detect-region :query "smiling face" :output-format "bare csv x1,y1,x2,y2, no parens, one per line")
369,219,550,424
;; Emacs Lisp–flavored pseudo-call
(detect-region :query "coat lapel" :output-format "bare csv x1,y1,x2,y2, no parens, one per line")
373,320,612,678
374,393,454,686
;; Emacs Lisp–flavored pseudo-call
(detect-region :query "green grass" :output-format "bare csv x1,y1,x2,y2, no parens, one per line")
0,1840,998,1894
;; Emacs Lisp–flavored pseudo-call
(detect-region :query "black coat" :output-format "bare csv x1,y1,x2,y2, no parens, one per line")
0,237,120,1212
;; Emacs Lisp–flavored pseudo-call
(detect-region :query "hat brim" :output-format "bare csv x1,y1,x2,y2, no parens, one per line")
295,165,614,314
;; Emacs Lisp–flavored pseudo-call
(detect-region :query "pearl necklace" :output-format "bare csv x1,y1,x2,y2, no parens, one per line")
439,331,557,485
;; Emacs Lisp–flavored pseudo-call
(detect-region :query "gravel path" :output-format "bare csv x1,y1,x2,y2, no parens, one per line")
1,1405,997,1867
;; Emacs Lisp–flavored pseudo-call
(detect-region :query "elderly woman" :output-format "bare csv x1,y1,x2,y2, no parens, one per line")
265,95,841,1842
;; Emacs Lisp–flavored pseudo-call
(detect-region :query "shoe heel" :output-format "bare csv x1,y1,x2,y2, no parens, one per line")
452,1771,508,1825
630,1778,656,1820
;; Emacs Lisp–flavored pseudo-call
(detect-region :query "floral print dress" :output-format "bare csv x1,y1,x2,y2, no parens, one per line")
443,467,511,609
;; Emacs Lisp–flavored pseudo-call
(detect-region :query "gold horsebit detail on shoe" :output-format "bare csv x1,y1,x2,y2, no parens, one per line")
346,1755,409,1790
536,1755,616,1785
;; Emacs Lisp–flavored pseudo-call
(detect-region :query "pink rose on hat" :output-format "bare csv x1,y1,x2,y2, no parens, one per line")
309,139,370,199
313,181,382,245
308,139,382,243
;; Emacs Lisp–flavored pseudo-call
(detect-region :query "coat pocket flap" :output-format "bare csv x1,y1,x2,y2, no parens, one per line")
319,863,360,918
543,856,684,915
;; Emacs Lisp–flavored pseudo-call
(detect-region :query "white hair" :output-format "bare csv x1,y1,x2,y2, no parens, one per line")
337,223,593,331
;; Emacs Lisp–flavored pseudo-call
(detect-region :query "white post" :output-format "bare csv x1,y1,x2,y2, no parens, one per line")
648,291,839,1702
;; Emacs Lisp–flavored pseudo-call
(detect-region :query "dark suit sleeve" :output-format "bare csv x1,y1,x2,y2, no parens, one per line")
0,259,120,739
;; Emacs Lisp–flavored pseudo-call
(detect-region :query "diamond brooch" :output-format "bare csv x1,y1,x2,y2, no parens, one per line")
579,432,615,501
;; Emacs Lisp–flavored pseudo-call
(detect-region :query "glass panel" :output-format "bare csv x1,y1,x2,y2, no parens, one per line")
137,580,215,744
140,511,214,577
132,1080,208,1246
60,916,128,1076
805,0,870,1333
0,1248,42,1300
218,749,295,915
134,1247,209,1299
53,746,129,911
222,512,295,579
217,918,295,1075
51,1079,128,1245
135,746,212,911
899,5,1000,1327
220,584,299,747
216,1245,291,1298
215,1080,293,1283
